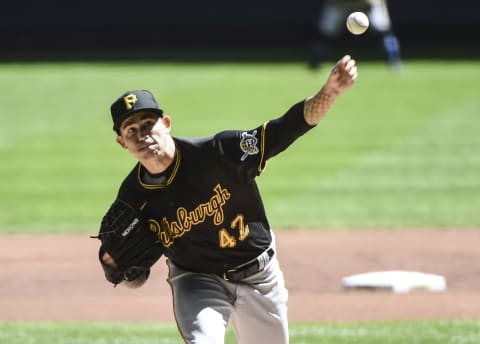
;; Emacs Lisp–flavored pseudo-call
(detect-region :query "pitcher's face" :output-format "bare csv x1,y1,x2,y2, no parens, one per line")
116,111,171,161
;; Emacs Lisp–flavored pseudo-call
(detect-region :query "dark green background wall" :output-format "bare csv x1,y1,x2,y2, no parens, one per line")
1,0,477,59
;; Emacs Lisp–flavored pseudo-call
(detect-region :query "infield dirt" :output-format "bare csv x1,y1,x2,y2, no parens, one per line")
1,229,480,322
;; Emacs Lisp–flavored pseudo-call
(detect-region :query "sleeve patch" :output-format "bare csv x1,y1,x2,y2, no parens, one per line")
239,130,260,161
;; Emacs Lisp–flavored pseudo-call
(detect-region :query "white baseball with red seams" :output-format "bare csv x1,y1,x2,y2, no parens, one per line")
346,12,369,35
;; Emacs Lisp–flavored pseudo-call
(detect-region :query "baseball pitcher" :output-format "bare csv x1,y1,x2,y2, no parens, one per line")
93,55,358,343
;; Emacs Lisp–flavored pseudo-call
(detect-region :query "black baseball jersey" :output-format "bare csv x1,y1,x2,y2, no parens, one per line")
113,100,314,275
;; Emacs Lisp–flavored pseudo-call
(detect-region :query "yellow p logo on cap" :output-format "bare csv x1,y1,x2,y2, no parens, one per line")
123,94,138,110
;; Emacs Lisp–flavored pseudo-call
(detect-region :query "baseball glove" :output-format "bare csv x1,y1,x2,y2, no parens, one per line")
92,198,164,288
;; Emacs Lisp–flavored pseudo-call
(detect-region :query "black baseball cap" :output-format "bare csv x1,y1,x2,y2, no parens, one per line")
110,90,163,134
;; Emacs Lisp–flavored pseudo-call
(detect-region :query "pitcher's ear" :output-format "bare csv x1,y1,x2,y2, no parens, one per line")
162,115,171,129
116,136,127,149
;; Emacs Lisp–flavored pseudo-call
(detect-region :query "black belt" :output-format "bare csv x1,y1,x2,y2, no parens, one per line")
223,248,275,282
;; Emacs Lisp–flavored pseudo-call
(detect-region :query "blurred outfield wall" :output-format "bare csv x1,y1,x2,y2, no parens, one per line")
0,0,477,59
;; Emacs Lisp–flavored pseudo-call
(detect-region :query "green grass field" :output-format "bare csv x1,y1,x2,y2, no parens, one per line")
1,320,480,344
1,60,479,232
1,59,479,342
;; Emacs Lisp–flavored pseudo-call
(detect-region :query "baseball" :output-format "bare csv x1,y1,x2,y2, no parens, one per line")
346,12,369,35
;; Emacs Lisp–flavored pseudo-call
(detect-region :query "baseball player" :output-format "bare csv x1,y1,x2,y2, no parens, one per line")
95,55,357,343
310,0,401,70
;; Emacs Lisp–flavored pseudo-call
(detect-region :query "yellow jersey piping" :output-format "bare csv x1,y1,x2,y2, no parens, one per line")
137,149,181,190
258,121,268,173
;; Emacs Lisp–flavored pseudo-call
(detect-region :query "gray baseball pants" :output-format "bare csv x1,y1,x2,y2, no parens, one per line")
167,250,289,343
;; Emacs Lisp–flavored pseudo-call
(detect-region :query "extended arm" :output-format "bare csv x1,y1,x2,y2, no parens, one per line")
304,55,358,126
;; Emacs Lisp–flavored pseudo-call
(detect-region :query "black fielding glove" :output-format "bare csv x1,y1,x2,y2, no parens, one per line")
92,199,164,287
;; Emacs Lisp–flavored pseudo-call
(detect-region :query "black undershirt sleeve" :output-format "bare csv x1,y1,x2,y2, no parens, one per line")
261,100,315,162
212,100,315,179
